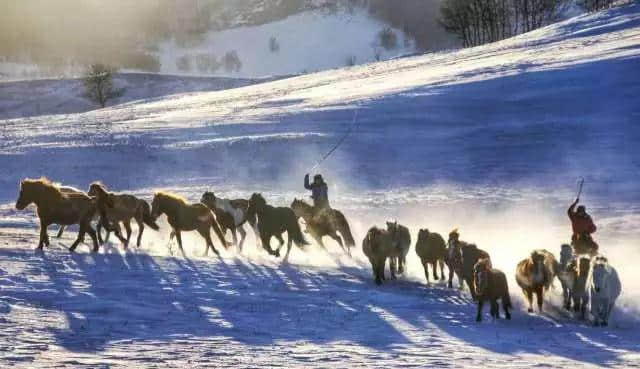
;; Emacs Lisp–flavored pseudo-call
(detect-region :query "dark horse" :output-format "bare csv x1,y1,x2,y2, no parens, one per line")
247,193,308,261
150,191,229,256
290,198,355,256
88,182,159,248
415,228,447,285
474,258,512,322
15,177,112,252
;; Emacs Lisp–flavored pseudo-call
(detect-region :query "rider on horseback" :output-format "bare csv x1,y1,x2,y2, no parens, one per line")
304,173,330,221
568,197,598,254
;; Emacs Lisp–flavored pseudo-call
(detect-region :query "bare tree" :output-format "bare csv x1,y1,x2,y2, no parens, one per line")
83,64,118,108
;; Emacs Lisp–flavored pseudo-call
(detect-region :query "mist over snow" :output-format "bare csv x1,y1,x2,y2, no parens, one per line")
1,3,640,368
156,9,417,77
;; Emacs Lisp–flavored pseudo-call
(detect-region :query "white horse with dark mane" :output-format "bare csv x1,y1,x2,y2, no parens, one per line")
201,192,259,251
589,255,621,326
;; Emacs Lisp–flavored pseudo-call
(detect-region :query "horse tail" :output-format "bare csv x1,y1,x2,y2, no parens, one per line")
140,201,160,230
334,210,355,247
287,212,309,248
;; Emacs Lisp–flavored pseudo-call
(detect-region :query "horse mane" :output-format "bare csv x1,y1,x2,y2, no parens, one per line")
22,177,62,193
155,191,188,204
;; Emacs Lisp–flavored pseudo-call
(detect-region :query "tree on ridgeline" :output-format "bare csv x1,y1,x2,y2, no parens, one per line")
83,64,119,108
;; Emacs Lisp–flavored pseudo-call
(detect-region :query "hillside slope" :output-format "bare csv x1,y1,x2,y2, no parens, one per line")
1,4,640,368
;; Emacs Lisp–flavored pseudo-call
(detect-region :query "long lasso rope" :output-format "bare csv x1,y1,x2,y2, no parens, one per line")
309,108,359,172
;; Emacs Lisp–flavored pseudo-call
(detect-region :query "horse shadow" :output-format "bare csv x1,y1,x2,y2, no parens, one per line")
336,264,640,367
0,247,411,355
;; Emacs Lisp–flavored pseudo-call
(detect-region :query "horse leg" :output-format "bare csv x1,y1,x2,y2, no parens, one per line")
86,225,99,253
237,226,247,252
423,260,430,284
328,232,346,254
174,230,186,257
389,257,397,280
439,260,445,282
274,233,285,254
524,289,534,313
38,220,49,250
432,261,438,280
135,216,145,247
261,234,278,257
503,297,511,320
581,295,589,320
123,219,132,249
447,264,454,288
97,221,105,244
491,299,500,319
70,223,88,252
535,285,544,312
476,300,484,322
198,227,219,257
283,234,293,262
56,225,65,238
230,227,238,247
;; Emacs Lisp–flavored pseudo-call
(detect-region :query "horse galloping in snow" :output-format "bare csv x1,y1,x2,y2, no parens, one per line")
415,228,447,285
290,198,355,256
474,257,511,322
386,221,411,275
247,193,308,261
15,177,112,252
150,191,229,257
362,226,398,285
515,249,558,312
88,182,159,248
589,255,621,326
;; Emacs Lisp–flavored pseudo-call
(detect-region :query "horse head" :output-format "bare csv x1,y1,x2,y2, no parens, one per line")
591,257,610,293
448,228,460,247
201,191,216,206
386,221,398,235
417,229,429,243
473,258,491,296
150,193,164,220
87,182,107,197
560,244,574,267
15,179,33,210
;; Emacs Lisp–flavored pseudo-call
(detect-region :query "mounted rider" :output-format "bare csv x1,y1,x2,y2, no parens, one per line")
568,197,598,255
304,173,330,221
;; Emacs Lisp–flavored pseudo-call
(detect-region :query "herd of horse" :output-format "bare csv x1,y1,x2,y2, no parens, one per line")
14,177,621,325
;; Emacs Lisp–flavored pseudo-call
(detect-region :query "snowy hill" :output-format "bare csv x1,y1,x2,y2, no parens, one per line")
0,73,282,119
1,4,640,368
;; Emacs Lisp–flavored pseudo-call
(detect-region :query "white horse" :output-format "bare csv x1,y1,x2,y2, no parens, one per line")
557,244,577,310
589,255,621,326
200,192,259,251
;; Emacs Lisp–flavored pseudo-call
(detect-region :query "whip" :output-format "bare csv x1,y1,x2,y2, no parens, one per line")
576,177,585,199
309,108,359,172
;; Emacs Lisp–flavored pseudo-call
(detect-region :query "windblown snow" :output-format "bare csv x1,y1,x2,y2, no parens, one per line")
1,4,640,368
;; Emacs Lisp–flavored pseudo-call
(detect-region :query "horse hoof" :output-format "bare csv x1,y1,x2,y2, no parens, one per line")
506,314,511,320
476,317,482,322
527,308,533,313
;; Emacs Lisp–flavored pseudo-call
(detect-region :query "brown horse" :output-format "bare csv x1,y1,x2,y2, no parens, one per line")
362,226,397,285
247,193,308,260
415,229,446,284
571,256,591,319
290,199,355,256
88,182,159,248
386,221,411,275
15,177,111,252
474,258,512,322
461,243,491,300
515,249,558,312
150,191,229,256
445,229,464,289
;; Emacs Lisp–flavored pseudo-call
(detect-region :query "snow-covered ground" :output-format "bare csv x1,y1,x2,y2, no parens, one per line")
1,4,640,368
